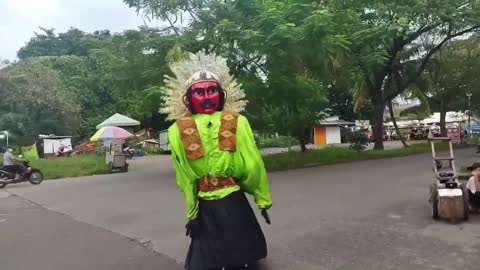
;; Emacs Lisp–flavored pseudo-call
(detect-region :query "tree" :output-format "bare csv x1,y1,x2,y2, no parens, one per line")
24,27,179,136
18,28,90,59
0,60,81,144
416,37,480,136
125,0,351,151
347,0,480,149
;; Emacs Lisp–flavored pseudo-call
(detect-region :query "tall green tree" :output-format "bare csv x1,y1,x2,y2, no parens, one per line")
0,60,81,144
416,36,480,136
125,0,350,151
349,0,480,149
19,27,179,136
17,28,92,59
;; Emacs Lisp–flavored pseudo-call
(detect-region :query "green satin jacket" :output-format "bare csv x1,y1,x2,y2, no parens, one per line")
168,111,272,220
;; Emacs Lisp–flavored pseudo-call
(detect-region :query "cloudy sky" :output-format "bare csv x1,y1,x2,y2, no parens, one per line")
0,0,167,61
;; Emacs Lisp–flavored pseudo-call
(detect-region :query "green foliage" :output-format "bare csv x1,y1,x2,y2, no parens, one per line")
407,36,480,133
3,0,479,153
17,27,90,59
346,0,480,149
0,59,81,144
10,27,178,138
263,142,459,171
257,136,298,148
142,147,164,155
347,130,369,152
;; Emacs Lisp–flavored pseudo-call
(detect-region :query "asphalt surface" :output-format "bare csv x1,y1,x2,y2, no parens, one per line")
0,191,182,270
3,147,480,270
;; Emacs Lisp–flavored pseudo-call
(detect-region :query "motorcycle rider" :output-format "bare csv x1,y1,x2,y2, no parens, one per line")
2,148,24,180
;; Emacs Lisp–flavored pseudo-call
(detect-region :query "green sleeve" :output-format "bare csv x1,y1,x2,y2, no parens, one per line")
236,115,272,210
168,124,200,220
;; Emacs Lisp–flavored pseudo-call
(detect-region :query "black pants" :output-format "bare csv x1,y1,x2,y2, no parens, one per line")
2,165,24,175
185,191,267,270
468,191,480,210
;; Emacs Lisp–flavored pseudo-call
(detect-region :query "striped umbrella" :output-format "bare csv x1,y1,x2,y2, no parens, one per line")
90,126,134,142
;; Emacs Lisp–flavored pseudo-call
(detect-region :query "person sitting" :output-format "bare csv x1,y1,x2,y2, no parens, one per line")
2,148,24,180
466,162,480,213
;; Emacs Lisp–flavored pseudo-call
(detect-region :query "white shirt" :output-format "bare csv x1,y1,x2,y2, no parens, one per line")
3,151,15,166
466,176,480,193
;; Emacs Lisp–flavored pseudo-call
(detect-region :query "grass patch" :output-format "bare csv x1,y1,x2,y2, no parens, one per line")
263,142,468,171
257,136,298,148
28,154,110,180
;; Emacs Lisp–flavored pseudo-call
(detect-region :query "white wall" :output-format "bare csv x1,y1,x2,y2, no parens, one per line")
43,138,72,154
158,130,170,150
326,126,341,144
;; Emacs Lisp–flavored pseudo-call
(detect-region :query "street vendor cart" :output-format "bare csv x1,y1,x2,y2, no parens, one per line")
429,137,469,223
106,151,128,172
90,126,133,173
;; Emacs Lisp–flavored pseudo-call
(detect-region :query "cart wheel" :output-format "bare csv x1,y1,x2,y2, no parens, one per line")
108,162,114,172
0,182,6,189
461,184,470,221
430,183,439,220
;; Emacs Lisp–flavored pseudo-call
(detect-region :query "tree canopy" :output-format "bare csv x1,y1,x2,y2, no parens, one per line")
2,1,480,150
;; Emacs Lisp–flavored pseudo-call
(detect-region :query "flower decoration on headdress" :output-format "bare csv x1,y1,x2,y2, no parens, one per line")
160,52,248,121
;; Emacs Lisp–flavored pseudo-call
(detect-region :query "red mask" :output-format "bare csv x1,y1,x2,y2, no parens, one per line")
185,81,221,114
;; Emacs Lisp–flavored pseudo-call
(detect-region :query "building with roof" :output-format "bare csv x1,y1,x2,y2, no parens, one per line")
313,116,355,145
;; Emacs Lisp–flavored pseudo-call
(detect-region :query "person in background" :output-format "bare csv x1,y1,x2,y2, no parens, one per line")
466,163,480,213
2,148,24,180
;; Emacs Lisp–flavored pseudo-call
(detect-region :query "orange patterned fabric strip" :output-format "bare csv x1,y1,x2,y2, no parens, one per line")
219,111,239,151
176,116,205,160
198,176,237,192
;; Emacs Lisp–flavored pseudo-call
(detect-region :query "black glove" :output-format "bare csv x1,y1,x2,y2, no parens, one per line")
185,219,200,238
261,209,271,225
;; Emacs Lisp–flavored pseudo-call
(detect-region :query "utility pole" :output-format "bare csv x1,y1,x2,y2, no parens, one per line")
466,93,473,138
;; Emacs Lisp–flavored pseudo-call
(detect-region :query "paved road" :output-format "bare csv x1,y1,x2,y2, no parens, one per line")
0,192,182,270
3,148,480,270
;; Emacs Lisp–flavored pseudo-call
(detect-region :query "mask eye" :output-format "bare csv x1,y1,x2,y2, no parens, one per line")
191,88,204,96
207,86,220,94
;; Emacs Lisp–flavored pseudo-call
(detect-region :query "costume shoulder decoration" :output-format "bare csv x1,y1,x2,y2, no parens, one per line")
160,52,248,121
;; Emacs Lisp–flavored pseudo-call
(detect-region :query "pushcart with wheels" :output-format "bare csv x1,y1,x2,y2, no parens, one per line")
429,137,469,223
106,152,128,172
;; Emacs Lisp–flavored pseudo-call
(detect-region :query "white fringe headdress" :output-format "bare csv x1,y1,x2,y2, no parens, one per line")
160,52,248,121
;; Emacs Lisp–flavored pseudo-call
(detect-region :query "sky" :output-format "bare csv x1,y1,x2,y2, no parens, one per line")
0,0,167,61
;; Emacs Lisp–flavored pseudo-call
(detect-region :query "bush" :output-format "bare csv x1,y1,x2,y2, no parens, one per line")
347,131,369,152
143,147,164,155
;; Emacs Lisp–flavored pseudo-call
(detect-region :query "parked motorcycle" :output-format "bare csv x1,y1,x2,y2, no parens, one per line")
0,160,44,188
123,147,134,159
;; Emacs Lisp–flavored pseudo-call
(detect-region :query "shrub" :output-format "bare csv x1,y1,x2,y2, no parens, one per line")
347,130,369,152
143,147,164,155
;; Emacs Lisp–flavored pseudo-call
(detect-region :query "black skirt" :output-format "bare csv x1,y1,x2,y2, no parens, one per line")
185,191,267,270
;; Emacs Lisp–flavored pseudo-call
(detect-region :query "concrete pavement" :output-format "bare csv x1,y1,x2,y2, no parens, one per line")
0,191,182,270
4,147,480,269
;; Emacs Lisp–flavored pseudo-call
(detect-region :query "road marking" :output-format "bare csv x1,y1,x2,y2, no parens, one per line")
0,219,6,223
